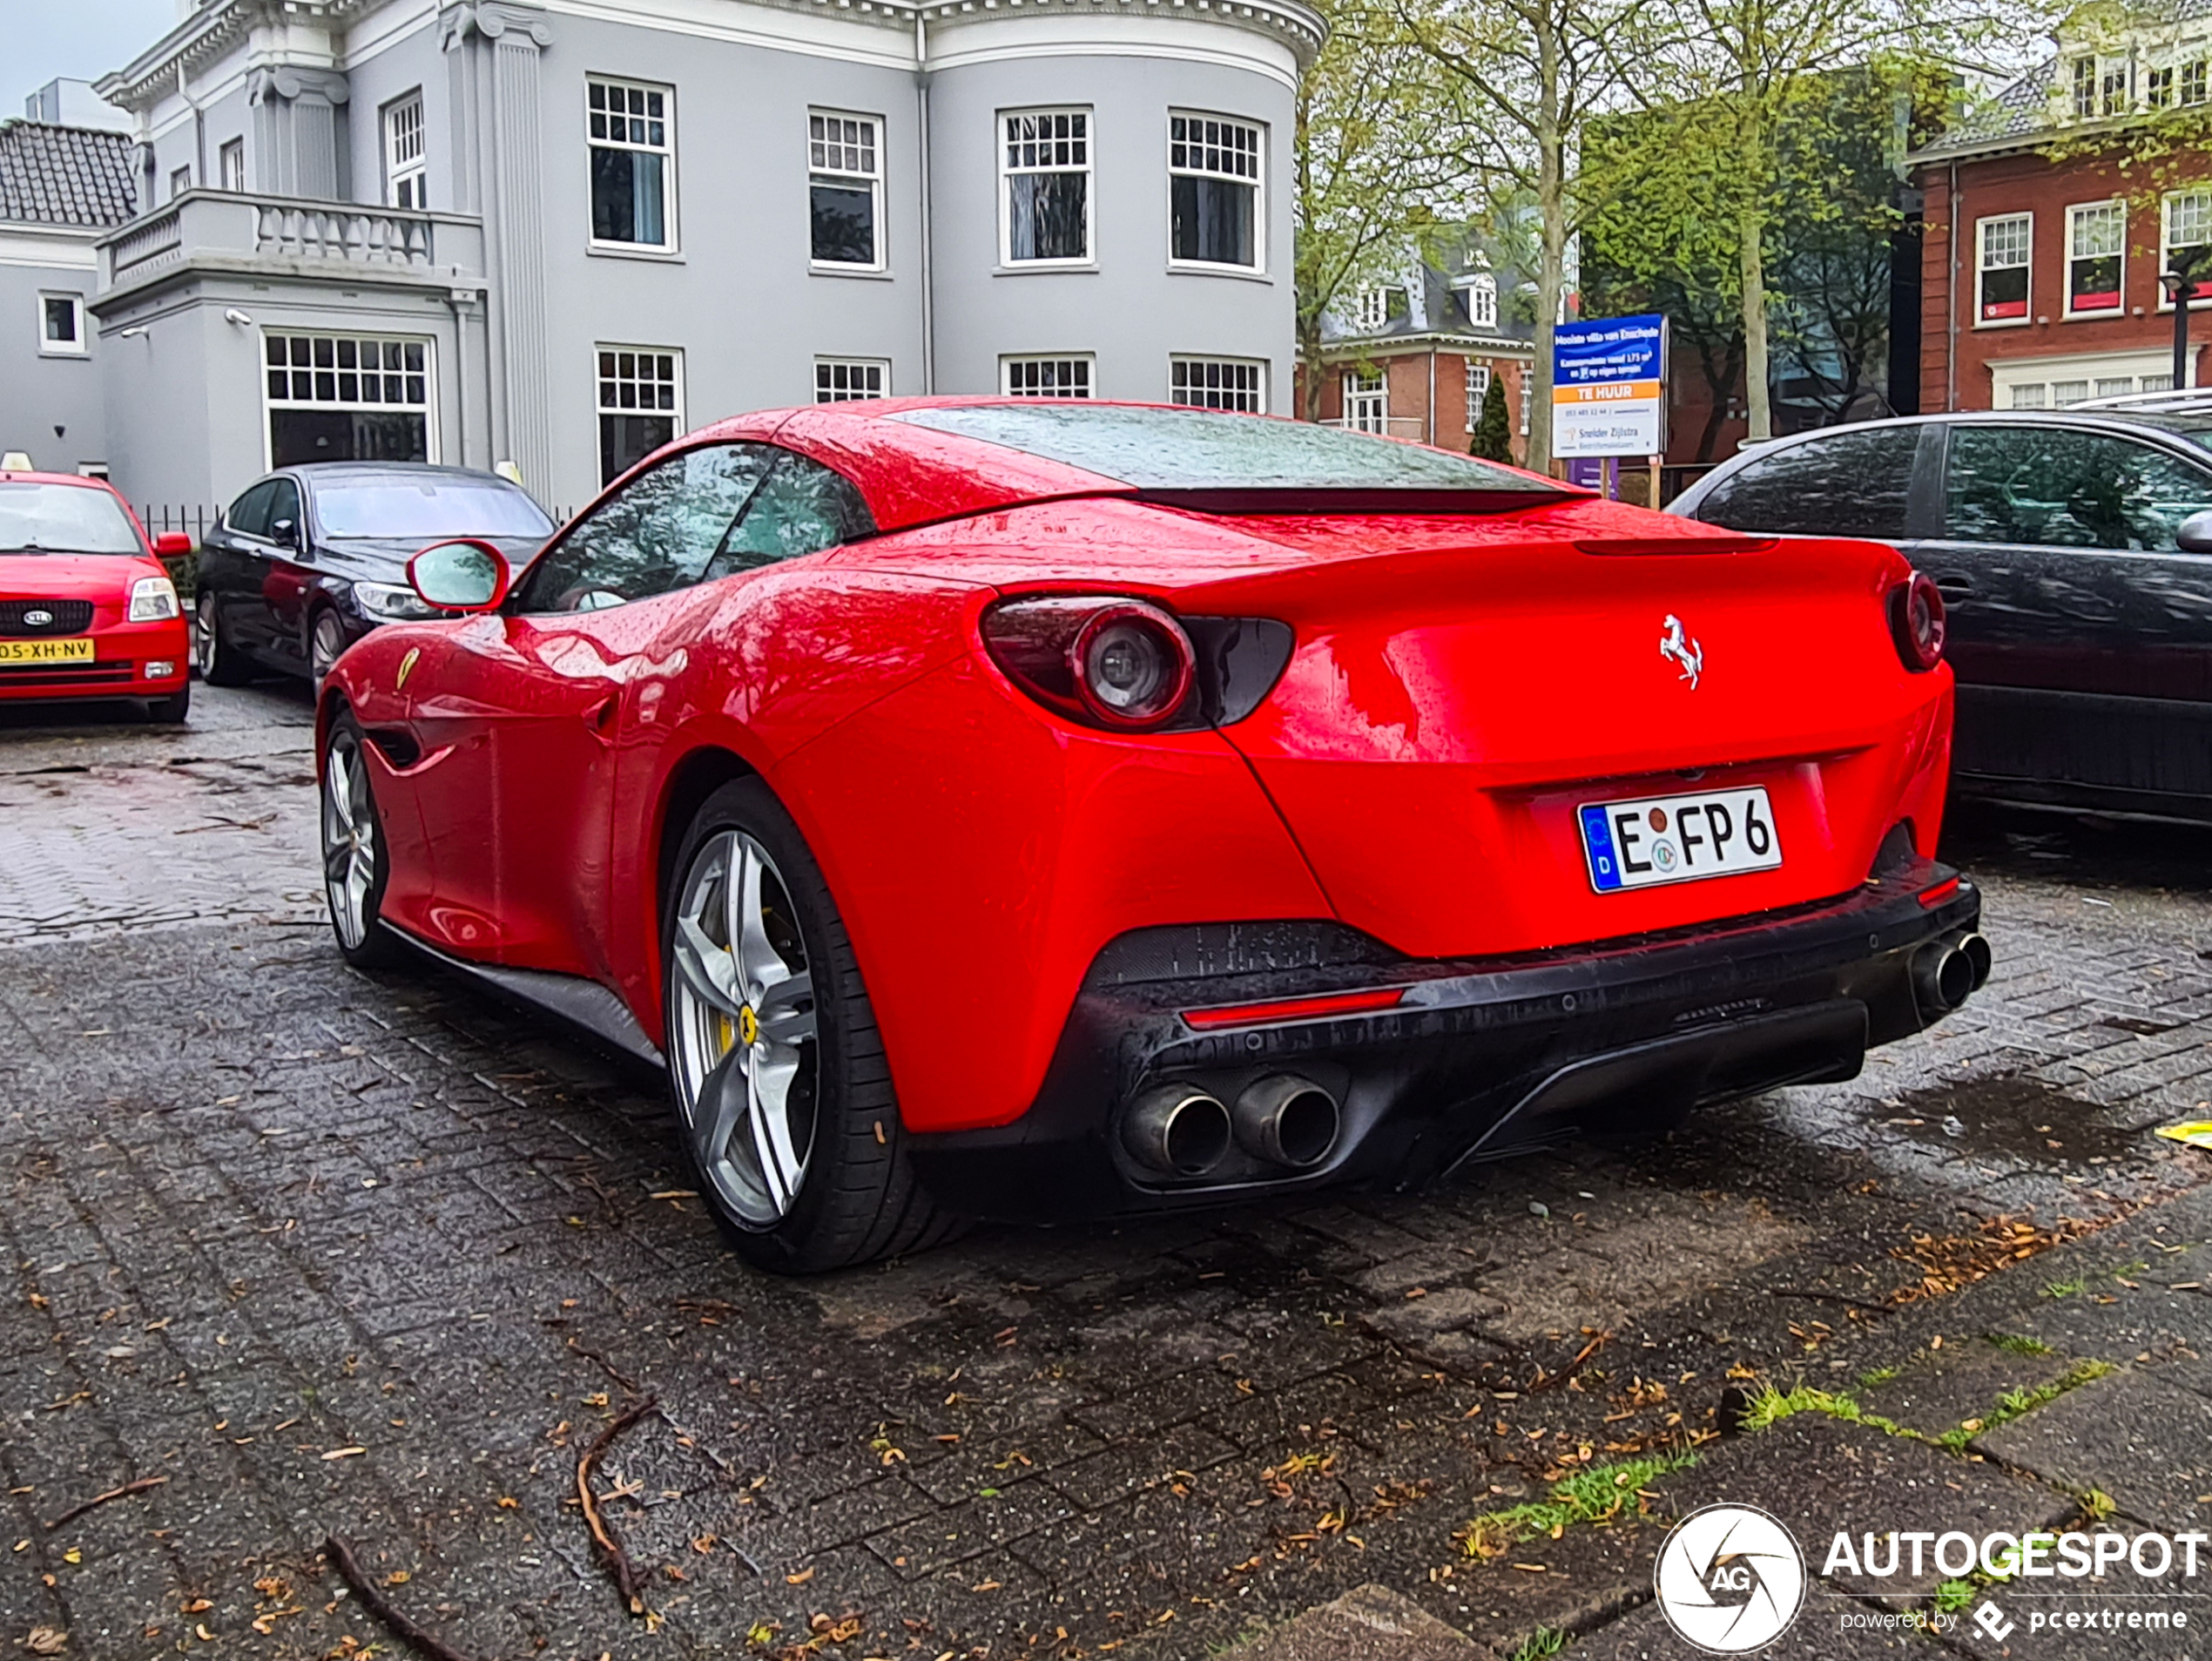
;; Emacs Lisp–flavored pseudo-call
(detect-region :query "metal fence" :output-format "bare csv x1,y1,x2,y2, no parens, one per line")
136,504,220,547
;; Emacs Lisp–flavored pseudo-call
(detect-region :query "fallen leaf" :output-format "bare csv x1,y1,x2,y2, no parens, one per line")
786,1566,816,1585
27,1628,66,1655
320,1448,367,1461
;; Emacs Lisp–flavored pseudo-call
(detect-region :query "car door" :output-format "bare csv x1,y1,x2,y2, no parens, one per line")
400,441,787,974
256,476,316,672
1914,421,2212,806
199,479,278,657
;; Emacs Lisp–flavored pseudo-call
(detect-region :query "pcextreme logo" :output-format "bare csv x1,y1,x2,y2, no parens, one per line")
1654,1504,1808,1653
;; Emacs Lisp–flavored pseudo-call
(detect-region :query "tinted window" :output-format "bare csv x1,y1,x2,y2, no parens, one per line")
226,481,275,538
890,403,1560,496
514,444,873,613
1944,426,2212,550
313,478,554,540
705,455,875,577
266,478,301,537
0,483,141,554
1692,425,1920,538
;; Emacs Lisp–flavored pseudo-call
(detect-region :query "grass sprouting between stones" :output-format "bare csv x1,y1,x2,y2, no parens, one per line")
1505,1629,1568,1661
1933,1360,2115,1450
1458,1451,1696,1559
1933,1579,1976,1613
1986,1333,2054,1356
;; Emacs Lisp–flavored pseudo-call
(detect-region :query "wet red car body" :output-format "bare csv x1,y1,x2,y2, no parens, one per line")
0,472,192,718
318,400,1982,1263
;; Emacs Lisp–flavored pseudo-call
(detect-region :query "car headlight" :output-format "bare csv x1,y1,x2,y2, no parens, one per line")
128,575,180,622
354,579,440,621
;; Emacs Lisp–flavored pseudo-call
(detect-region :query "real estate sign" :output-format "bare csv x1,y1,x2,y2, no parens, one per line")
1552,314,1666,459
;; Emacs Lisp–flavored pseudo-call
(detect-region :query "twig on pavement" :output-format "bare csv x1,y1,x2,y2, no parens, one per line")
577,1394,661,1615
43,1475,168,1531
323,1532,482,1661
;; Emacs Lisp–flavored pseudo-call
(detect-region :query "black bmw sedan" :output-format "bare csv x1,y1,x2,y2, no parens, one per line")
192,463,554,687
1669,397,2212,826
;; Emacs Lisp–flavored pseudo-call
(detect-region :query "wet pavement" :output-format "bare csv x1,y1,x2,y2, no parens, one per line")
2,683,2210,1660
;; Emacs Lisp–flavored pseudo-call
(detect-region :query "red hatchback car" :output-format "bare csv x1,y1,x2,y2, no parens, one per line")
0,471,193,721
317,401,1985,1273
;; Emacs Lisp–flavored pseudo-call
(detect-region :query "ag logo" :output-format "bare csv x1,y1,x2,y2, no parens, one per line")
1653,1503,1805,1653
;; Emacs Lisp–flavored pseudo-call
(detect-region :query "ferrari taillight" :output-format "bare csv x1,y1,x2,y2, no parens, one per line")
1889,571,1946,672
982,596,1198,731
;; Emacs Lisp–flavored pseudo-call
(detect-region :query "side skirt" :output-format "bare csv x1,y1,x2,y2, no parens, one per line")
381,923,666,1068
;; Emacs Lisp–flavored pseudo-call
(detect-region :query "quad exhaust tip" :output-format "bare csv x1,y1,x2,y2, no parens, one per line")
1123,1084,1233,1176
1233,1074,1341,1170
1915,931,1993,1016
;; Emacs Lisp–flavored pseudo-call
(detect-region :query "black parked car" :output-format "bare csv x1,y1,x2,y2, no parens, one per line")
192,463,554,686
1669,400,2212,825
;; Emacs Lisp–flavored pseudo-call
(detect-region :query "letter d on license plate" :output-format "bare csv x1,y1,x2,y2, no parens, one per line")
1579,787,1782,893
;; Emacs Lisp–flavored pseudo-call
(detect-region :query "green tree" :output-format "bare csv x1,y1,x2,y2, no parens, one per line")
1468,368,1515,460
1293,0,1461,420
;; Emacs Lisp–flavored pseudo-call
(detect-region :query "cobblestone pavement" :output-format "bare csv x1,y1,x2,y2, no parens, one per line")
2,686,2210,1660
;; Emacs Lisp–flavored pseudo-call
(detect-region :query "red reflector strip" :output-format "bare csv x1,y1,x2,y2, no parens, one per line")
1917,877,1962,908
1180,987,1406,1031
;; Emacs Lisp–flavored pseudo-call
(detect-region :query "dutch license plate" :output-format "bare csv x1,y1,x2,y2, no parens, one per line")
0,638,94,665
1579,787,1782,893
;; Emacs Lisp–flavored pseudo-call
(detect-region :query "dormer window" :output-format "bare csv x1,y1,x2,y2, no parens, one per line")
1459,273,1498,329
1348,286,1405,333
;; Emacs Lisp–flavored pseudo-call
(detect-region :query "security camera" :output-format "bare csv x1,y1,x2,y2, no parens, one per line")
224,307,253,326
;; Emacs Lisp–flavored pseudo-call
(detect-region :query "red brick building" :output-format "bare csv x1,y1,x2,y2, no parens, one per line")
1912,52,2212,411
1293,261,1535,459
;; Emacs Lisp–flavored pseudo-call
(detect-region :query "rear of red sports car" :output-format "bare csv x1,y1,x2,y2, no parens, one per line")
757,403,1982,1222
316,398,1980,1270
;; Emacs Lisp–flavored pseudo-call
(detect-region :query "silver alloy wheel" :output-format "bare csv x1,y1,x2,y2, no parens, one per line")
310,611,347,685
320,733,377,949
192,602,218,677
667,830,820,1226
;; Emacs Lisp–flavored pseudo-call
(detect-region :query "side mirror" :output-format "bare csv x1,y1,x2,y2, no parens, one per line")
408,538,512,613
270,517,299,549
152,531,192,557
2179,510,2212,554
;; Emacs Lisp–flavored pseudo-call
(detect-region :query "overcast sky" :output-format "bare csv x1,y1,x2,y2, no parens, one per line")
8,0,179,104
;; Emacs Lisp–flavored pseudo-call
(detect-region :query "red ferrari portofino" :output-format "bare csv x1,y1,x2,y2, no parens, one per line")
317,400,1984,1272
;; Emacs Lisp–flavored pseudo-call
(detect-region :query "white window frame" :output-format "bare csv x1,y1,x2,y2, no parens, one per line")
999,108,1093,269
1001,354,1094,398
37,292,87,357
815,357,890,402
1464,360,1492,431
218,137,245,192
1166,111,1264,273
169,165,192,201
260,330,439,470
1168,355,1265,412
2161,188,2212,311
1974,213,2033,328
384,92,427,211
807,109,885,273
1342,368,1386,433
2064,199,2126,320
2070,57,2097,118
1460,273,1498,329
586,76,678,255
595,344,685,425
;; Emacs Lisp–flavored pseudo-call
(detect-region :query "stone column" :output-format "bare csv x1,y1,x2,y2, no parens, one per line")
442,1,553,499
246,66,351,201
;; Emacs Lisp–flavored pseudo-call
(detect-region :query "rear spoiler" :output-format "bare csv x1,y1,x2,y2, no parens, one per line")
1140,486,1581,516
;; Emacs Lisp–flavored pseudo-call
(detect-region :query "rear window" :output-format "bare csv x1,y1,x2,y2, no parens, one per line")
890,404,1567,504
1692,424,1921,539
0,483,141,555
314,478,554,540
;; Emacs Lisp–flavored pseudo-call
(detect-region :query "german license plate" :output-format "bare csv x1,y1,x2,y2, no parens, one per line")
0,638,93,665
1579,787,1782,893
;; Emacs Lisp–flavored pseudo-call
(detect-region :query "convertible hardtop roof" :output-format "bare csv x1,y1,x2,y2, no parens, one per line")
686,397,1583,533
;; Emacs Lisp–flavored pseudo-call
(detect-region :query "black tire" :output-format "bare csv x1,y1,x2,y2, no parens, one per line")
193,595,252,686
145,684,191,724
320,711,404,969
663,777,963,1273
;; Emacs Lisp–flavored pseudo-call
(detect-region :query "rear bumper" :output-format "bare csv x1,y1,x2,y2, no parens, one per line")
0,621,190,703
906,861,1985,1220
